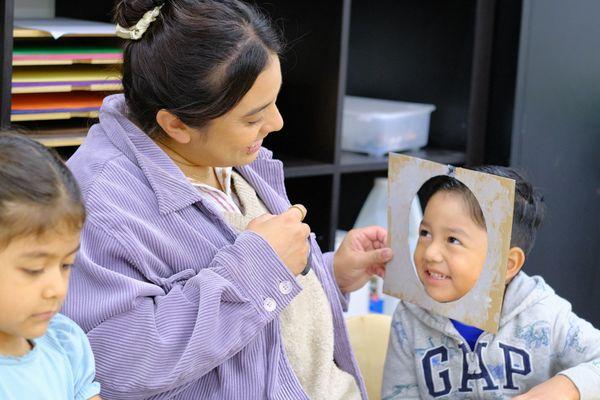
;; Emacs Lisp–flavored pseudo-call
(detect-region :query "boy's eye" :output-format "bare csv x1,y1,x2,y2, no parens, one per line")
448,236,462,245
62,263,74,270
419,229,430,237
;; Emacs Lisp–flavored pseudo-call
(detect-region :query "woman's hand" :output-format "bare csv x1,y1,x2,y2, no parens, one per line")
333,226,393,293
512,375,580,400
247,205,310,276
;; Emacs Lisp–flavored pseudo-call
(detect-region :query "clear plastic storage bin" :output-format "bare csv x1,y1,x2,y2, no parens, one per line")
342,96,435,157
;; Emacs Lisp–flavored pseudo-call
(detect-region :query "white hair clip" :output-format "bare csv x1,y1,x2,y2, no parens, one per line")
116,4,163,40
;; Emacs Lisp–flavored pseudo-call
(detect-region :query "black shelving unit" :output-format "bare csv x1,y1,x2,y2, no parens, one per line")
0,0,14,127
1,0,501,251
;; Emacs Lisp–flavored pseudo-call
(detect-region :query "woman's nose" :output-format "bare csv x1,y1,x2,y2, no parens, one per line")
261,104,284,135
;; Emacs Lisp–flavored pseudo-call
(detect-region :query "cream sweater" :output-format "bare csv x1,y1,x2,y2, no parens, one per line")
220,171,361,400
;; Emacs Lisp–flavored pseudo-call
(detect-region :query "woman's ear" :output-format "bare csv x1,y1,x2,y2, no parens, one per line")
156,110,192,144
505,247,526,283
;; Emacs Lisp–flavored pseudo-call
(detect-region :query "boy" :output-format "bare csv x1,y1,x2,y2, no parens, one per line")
382,166,600,399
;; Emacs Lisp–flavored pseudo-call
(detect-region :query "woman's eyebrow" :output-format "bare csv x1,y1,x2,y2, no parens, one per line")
243,102,271,117
242,81,283,117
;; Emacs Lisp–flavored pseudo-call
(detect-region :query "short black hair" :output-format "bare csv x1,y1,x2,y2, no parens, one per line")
471,166,544,255
114,0,283,138
418,175,486,230
418,166,544,255
0,132,85,247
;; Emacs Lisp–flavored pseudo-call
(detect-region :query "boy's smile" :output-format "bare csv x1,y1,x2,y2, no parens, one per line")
413,191,488,303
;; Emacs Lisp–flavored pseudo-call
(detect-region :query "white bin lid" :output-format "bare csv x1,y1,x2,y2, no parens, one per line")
344,95,435,120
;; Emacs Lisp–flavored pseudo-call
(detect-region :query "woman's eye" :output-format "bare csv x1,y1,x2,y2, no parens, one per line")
246,118,262,126
448,236,461,245
62,263,74,270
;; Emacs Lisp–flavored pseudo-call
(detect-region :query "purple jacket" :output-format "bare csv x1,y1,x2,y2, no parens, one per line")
63,94,366,399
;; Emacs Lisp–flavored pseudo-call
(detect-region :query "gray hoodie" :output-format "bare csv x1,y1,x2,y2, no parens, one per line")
382,272,600,399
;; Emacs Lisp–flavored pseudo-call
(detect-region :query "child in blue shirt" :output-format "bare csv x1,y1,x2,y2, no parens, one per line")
382,166,600,399
0,133,101,399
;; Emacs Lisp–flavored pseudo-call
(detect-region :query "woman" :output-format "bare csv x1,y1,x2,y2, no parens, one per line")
63,1,392,399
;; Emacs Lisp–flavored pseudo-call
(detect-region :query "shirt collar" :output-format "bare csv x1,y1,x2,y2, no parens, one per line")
98,94,288,215
99,95,204,214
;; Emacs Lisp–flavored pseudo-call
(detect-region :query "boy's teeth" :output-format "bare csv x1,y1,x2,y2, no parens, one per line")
429,271,449,279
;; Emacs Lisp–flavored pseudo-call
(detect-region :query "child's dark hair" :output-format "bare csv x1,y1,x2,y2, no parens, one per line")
418,176,486,230
418,166,544,255
471,166,544,255
0,133,85,247
114,0,283,138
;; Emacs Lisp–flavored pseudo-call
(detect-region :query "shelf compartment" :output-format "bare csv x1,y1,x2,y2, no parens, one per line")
11,92,107,122
338,148,466,173
276,154,335,178
28,126,88,147
12,65,122,93
13,18,118,39
283,174,334,249
11,111,99,122
13,46,123,66
12,84,122,94
337,170,388,232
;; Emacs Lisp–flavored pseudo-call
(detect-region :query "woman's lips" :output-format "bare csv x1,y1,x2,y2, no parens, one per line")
246,140,262,155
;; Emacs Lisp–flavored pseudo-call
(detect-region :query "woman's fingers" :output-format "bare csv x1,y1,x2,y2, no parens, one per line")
285,203,307,222
246,206,311,275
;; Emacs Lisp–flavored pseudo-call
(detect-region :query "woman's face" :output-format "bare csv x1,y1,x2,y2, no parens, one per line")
180,53,284,167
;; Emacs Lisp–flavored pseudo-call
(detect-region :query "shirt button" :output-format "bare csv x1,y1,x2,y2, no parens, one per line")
279,281,292,295
263,297,277,312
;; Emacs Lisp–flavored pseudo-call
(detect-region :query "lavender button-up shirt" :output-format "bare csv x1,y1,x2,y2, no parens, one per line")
62,95,366,400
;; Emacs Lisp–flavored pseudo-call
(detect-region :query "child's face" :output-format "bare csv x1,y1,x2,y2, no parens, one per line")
0,227,80,348
413,191,488,303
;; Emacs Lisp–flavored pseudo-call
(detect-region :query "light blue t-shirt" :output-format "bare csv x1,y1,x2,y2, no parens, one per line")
0,313,100,400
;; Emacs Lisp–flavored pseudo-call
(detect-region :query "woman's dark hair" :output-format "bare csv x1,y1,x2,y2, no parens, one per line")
418,175,486,230
471,166,544,255
0,133,85,247
418,166,544,255
114,0,283,137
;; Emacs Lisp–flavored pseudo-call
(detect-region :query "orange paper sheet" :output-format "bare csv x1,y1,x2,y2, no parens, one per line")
11,92,106,111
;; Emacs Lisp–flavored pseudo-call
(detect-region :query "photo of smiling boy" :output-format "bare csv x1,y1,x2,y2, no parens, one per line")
0,133,101,399
382,166,600,400
413,176,488,304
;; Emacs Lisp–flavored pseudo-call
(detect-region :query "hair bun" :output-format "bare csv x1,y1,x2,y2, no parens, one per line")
114,0,165,28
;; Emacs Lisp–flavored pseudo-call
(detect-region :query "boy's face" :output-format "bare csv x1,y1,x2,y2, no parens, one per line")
413,191,488,303
0,226,80,351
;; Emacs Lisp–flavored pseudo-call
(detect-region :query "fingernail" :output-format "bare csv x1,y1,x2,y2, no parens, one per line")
381,248,392,259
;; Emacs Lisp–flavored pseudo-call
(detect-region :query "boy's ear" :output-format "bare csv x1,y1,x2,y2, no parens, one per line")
505,247,526,283
156,110,192,144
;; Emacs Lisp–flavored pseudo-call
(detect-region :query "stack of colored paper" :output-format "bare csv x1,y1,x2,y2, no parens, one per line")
11,92,106,121
10,18,121,128
12,65,122,93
